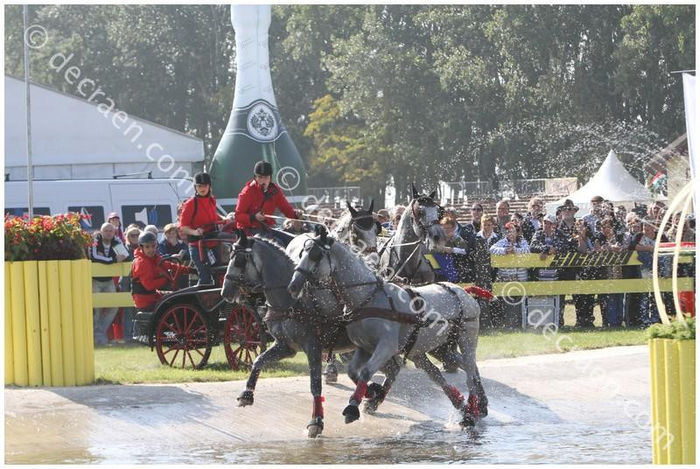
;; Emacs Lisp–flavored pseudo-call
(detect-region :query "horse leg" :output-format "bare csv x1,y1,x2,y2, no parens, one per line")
365,355,402,414
238,340,295,406
343,340,396,424
346,348,370,386
324,354,339,384
456,317,486,423
411,352,474,427
301,336,325,438
429,339,461,373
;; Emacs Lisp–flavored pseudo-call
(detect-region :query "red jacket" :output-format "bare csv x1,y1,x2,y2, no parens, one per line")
130,248,190,310
235,179,296,230
179,194,220,247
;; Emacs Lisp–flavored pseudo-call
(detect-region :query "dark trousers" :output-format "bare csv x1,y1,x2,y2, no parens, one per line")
572,267,600,327
188,244,217,285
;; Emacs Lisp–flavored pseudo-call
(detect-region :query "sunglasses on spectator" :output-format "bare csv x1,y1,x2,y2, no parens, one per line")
471,207,483,211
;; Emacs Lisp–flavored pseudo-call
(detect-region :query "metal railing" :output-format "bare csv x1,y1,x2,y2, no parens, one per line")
440,177,578,202
306,186,363,207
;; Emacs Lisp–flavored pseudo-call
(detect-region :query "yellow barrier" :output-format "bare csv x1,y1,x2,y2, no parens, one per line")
5,263,14,385
650,338,696,464
5,260,95,387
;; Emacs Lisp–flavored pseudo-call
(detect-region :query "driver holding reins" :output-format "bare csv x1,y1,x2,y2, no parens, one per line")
235,161,302,241
130,232,193,310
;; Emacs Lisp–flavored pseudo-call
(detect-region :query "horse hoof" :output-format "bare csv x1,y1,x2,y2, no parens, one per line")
237,390,254,407
460,413,476,427
342,404,360,424
307,417,324,438
364,398,379,415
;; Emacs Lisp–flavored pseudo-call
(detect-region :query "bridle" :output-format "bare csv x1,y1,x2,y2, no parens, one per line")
342,213,380,254
294,237,383,313
410,196,445,238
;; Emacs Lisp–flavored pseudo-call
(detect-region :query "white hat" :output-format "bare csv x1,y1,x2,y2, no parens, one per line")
543,214,558,224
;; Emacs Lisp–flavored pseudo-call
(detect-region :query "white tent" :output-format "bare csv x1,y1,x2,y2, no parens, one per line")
545,150,654,216
4,75,204,181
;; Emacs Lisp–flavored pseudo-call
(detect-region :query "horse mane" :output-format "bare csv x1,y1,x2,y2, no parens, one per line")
251,235,296,272
331,210,353,236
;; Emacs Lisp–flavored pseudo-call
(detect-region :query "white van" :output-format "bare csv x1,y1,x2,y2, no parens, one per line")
4,178,226,231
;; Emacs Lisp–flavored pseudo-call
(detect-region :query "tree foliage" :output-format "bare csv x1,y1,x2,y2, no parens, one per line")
5,4,694,206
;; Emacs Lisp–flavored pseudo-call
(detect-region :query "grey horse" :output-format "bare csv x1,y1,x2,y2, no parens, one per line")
378,184,445,284
325,200,383,381
220,227,395,438
288,229,488,427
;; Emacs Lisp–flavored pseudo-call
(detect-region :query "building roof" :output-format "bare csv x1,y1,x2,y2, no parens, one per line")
5,75,204,167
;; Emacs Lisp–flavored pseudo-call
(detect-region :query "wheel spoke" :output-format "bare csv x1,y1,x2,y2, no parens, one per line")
168,348,181,367
185,310,198,334
187,351,197,368
172,308,182,332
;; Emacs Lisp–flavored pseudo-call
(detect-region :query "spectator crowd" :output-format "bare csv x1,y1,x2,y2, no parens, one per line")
88,190,695,345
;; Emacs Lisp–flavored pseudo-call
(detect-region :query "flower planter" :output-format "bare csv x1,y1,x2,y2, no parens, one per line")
5,259,94,386
650,338,695,464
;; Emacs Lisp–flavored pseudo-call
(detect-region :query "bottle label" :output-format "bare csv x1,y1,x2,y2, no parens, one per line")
246,102,278,142
224,99,287,144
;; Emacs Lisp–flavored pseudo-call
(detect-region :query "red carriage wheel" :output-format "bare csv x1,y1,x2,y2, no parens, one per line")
155,303,212,369
224,304,266,370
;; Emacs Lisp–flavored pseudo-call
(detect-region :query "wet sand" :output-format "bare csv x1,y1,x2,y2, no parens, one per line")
5,345,651,464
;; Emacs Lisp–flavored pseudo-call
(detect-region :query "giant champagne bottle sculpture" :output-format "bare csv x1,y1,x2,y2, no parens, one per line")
211,4,307,200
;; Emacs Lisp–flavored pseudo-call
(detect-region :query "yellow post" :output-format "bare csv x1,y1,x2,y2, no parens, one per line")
10,262,29,386
663,339,682,463
46,261,64,386
23,261,43,386
82,260,95,383
37,261,52,386
5,263,14,385
58,261,76,386
678,340,695,464
650,339,668,464
71,260,87,385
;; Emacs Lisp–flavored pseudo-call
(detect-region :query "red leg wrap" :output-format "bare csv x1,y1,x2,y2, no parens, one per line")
351,381,368,404
466,394,480,419
313,395,324,418
444,385,465,409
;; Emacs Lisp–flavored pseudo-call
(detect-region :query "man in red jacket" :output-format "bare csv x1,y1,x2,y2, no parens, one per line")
130,232,192,310
235,161,302,239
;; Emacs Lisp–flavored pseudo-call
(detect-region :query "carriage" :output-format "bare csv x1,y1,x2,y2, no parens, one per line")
131,224,270,370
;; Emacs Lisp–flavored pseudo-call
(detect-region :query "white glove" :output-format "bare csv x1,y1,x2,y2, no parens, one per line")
452,247,467,255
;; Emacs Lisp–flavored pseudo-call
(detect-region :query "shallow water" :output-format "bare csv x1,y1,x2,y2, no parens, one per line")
5,346,652,464
8,411,649,464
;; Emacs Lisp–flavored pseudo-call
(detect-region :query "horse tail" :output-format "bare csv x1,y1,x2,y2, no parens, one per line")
464,285,494,301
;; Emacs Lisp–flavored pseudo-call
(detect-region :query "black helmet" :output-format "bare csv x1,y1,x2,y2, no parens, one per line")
138,232,157,245
194,172,212,185
253,161,273,176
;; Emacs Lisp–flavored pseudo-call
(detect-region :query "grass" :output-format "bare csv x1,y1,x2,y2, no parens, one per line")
94,345,310,385
95,319,647,385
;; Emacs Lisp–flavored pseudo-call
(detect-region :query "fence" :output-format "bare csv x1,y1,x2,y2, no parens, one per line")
306,186,363,208
439,177,578,204
91,252,694,308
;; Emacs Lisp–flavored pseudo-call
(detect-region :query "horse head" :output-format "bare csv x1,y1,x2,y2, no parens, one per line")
221,230,261,303
408,184,446,251
287,227,336,300
335,199,381,256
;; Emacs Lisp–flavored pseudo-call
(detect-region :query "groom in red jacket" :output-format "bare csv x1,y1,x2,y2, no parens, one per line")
235,161,301,236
